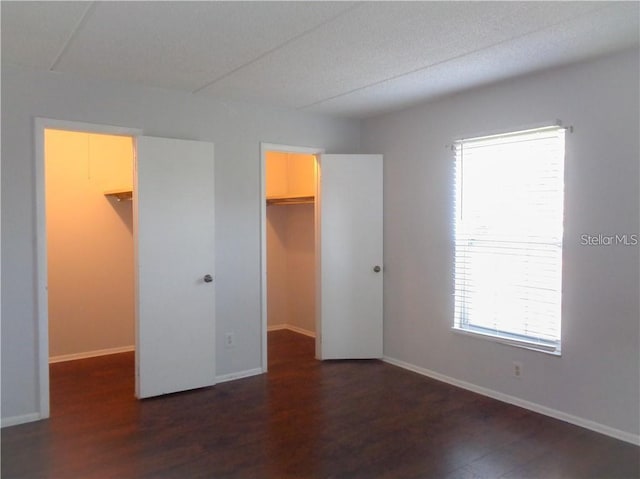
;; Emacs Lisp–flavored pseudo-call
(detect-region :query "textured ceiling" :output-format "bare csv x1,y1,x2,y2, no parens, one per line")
2,1,638,118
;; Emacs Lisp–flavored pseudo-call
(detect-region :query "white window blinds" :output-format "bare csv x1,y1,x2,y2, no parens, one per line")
453,126,565,354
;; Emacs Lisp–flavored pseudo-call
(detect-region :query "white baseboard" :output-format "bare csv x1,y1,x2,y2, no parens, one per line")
49,345,135,364
383,356,640,446
216,367,263,384
267,324,316,338
267,324,289,332
1,413,42,428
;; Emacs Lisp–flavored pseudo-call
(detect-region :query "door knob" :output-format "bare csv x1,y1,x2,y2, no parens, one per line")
373,265,381,273
204,274,213,283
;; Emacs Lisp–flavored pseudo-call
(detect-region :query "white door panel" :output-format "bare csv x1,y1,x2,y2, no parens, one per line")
318,154,383,359
136,136,215,398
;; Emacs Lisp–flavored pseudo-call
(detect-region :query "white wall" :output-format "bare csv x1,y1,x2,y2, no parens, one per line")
363,48,639,442
1,64,360,423
46,130,134,359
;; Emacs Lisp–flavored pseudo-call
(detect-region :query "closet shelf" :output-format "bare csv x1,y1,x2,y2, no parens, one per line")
266,195,314,206
104,188,133,202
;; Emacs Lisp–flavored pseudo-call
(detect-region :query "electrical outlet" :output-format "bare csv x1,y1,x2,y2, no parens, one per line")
513,361,523,378
225,332,235,349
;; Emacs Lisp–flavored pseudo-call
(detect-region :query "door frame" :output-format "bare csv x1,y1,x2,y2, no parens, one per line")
259,142,324,372
34,117,142,419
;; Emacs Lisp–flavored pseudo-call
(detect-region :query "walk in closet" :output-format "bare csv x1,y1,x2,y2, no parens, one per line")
266,151,317,338
46,129,135,363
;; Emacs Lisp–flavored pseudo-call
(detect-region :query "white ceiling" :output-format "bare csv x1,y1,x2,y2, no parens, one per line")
2,1,639,119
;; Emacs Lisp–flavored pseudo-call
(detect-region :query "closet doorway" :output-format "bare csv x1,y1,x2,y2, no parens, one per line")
45,128,136,409
263,145,321,364
37,119,217,419
260,143,385,370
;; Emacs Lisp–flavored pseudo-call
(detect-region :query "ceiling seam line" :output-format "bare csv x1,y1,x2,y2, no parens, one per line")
191,2,363,94
298,3,614,111
49,1,97,71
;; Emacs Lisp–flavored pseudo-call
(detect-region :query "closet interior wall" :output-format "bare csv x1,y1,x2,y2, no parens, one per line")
266,152,316,336
46,129,134,360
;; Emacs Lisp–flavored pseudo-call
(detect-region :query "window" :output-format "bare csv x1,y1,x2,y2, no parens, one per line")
453,125,566,354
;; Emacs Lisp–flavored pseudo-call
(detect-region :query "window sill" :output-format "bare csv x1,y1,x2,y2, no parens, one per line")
452,327,562,356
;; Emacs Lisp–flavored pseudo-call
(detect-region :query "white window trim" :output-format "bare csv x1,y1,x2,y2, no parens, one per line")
452,325,562,356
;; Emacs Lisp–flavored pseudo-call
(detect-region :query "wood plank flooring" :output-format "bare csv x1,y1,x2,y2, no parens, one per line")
2,330,638,478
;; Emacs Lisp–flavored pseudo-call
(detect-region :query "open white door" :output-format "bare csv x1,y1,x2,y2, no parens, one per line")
317,154,383,359
135,136,216,398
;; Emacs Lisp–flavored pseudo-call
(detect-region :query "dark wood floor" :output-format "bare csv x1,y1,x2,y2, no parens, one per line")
2,330,638,479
